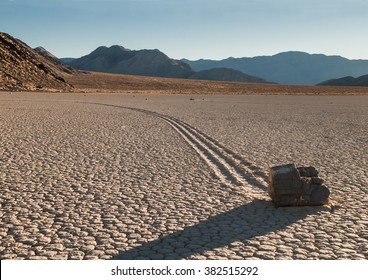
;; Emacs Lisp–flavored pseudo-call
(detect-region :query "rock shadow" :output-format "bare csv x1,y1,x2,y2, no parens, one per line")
112,199,326,260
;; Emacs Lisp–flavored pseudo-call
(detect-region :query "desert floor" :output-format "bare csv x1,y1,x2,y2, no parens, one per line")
0,91,367,260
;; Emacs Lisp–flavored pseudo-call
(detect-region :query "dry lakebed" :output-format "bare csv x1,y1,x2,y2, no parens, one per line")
0,92,367,260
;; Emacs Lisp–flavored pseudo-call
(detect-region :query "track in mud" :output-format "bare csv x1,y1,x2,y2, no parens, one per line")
82,102,270,200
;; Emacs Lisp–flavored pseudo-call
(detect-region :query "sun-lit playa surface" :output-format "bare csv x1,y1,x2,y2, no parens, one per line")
0,91,367,260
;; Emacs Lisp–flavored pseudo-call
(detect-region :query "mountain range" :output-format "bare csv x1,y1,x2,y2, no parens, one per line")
64,48,368,86
183,52,368,85
2,31,368,90
63,46,269,83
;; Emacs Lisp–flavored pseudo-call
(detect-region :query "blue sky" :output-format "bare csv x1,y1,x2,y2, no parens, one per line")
1,0,368,60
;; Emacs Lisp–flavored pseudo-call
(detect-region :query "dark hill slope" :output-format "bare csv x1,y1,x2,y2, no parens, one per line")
319,74,368,87
189,67,269,83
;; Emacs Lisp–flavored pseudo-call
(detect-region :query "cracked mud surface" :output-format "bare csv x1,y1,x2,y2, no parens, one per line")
1,92,367,259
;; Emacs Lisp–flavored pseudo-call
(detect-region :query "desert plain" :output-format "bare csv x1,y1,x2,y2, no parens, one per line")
0,90,367,260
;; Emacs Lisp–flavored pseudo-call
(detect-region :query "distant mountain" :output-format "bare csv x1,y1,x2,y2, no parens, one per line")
60,57,76,64
319,74,368,87
188,67,269,83
0,32,73,91
183,51,368,85
67,45,193,79
64,46,270,83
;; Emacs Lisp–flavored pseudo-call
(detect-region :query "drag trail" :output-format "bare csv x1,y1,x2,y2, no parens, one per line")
82,102,270,200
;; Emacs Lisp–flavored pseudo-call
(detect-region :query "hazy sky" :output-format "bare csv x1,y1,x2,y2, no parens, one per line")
1,0,368,60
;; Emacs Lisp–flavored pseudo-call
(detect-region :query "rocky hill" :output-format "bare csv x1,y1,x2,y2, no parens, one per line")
34,46,76,75
0,32,74,91
188,67,269,83
68,45,194,79
318,74,368,87
183,51,368,85
34,46,59,60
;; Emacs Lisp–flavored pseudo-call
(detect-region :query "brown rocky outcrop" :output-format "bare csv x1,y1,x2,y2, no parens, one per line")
0,32,74,91
268,163,330,206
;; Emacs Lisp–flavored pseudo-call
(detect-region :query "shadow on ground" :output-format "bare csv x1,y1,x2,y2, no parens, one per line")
112,199,326,260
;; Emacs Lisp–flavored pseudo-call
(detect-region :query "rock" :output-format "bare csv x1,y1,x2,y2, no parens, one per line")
310,185,330,205
268,164,302,207
297,166,318,177
268,164,330,206
311,177,324,185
